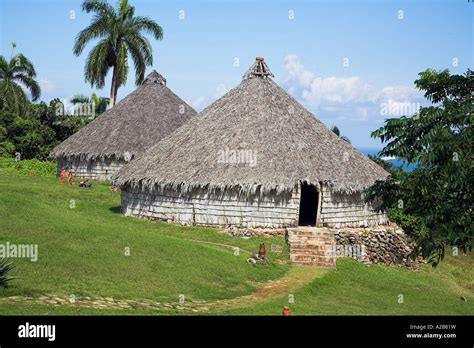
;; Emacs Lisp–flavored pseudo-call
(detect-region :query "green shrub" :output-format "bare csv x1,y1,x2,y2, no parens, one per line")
0,157,56,176
0,258,14,288
388,207,429,240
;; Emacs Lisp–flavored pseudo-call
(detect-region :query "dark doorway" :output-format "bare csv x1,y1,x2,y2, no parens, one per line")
298,183,318,226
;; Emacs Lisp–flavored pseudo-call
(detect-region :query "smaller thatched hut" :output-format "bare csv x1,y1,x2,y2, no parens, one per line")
50,71,196,180
114,58,389,229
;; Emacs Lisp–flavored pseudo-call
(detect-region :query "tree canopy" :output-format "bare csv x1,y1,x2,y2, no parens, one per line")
73,0,163,107
367,69,473,266
331,125,351,143
0,51,41,115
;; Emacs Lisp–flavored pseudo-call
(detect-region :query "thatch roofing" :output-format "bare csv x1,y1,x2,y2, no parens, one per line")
114,58,389,195
50,70,196,161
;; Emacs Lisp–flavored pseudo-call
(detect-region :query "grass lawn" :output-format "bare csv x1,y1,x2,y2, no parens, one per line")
0,173,472,315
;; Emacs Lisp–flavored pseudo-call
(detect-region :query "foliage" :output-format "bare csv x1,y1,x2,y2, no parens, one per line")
0,99,93,160
387,207,429,243
0,49,41,115
331,125,351,143
367,69,473,266
0,258,14,289
0,157,56,176
70,92,109,116
74,0,163,106
0,124,15,157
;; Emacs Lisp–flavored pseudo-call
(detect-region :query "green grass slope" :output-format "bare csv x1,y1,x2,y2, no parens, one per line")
0,173,472,315
0,174,289,303
221,255,473,315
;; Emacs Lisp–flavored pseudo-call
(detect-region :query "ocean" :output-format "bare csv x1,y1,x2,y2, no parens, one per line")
358,148,417,170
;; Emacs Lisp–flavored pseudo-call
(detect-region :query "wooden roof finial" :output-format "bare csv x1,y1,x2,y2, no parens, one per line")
243,57,274,79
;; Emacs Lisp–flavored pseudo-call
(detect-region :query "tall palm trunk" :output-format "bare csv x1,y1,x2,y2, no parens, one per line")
109,66,118,107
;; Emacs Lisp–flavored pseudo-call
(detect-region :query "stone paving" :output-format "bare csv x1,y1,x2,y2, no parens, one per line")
1,295,210,312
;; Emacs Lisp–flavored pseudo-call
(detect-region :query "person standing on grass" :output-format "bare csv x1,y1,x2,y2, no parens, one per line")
59,167,66,184
67,168,73,186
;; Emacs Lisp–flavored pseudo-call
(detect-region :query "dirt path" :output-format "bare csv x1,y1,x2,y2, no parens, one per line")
0,266,327,313
207,266,326,310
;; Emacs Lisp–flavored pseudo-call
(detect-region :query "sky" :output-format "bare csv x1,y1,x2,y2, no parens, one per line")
0,0,472,149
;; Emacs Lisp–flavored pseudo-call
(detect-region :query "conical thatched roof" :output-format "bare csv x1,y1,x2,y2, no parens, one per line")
114,58,388,195
50,70,196,161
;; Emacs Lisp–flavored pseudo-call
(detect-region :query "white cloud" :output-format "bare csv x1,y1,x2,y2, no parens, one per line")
284,54,376,107
190,96,207,111
37,77,56,94
190,83,229,111
214,83,228,99
283,54,424,121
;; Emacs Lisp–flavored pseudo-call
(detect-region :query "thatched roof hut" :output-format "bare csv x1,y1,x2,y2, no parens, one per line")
115,58,389,228
50,71,196,180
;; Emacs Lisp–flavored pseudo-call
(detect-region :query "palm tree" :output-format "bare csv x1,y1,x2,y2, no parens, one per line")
0,46,41,114
70,92,109,116
331,125,351,143
73,0,163,107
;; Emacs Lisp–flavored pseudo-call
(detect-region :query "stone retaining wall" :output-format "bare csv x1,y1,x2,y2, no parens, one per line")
333,225,418,267
285,225,418,268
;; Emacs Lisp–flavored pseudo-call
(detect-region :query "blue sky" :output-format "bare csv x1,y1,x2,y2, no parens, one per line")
1,0,472,148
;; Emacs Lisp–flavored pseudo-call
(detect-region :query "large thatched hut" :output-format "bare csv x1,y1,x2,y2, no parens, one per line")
114,58,389,228
50,71,196,180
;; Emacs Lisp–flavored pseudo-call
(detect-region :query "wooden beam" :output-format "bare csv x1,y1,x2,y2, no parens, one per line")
315,189,322,227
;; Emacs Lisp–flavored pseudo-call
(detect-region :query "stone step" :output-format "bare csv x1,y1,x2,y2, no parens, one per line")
288,231,334,236
287,236,333,243
290,256,335,267
290,248,333,255
289,250,325,256
288,244,329,250
286,228,336,267
292,260,336,267
289,235,334,240
288,230,335,236
291,256,335,262
288,231,320,237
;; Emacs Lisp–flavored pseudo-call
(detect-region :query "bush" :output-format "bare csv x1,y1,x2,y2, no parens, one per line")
0,157,56,176
388,208,429,240
0,258,14,288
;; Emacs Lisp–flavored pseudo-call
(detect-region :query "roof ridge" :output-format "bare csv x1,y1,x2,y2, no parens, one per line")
142,70,167,86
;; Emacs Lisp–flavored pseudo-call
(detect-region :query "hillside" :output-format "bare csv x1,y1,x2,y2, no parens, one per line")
0,174,472,315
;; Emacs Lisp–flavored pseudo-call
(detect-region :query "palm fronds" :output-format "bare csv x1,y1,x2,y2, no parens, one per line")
0,53,41,113
0,258,14,288
74,0,163,106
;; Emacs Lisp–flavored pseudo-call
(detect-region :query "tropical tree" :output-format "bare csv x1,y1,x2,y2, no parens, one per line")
367,68,473,266
0,46,41,114
70,92,109,116
331,125,351,143
73,0,163,107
